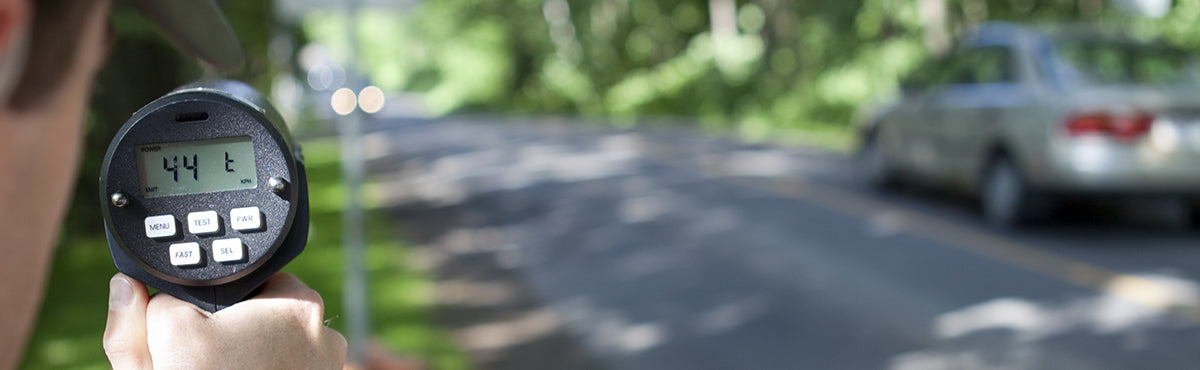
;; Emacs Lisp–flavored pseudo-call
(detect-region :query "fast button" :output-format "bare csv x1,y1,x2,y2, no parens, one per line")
169,242,201,266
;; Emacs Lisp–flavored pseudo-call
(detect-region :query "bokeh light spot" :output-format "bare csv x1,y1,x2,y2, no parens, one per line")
358,85,386,114
672,4,701,32
331,87,357,115
737,4,766,34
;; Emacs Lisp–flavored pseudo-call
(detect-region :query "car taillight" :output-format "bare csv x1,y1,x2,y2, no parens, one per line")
1063,111,1153,142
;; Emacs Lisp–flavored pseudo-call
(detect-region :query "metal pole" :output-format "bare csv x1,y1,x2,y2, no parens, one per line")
340,0,370,365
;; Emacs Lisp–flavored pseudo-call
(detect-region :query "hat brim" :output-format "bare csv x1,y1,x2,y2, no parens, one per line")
132,0,245,73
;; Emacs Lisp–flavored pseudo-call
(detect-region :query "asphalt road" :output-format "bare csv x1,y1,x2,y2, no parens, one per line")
358,116,1200,370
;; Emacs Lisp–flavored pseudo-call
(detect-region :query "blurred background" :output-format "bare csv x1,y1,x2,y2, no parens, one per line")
23,0,1200,369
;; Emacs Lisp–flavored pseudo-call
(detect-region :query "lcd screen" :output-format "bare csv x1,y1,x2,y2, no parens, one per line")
136,136,257,198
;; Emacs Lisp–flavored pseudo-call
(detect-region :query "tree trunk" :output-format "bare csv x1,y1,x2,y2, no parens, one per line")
919,0,949,55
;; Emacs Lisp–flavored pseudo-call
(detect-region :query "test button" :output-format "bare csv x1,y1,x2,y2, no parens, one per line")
230,207,262,231
187,211,220,235
144,215,177,239
212,238,245,263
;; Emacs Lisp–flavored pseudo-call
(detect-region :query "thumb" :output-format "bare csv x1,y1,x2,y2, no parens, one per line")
102,273,151,369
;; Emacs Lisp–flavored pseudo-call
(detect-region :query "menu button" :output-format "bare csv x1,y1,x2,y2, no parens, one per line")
144,215,177,239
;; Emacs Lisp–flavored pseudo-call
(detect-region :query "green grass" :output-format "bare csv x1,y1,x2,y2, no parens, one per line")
20,137,467,369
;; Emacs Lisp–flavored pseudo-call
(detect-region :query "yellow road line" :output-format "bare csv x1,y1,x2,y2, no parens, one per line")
738,176,1200,323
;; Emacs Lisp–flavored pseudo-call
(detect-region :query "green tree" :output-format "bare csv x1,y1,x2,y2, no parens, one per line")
308,0,1200,141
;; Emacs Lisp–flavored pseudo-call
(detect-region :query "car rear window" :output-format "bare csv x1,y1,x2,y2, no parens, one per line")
1055,41,1199,85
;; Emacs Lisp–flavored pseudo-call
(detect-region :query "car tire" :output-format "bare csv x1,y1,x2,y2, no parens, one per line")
1183,202,1200,228
857,135,895,190
981,157,1032,228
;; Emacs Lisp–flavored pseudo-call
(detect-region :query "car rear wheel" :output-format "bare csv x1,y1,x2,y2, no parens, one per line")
981,158,1031,228
1183,202,1200,228
857,136,895,189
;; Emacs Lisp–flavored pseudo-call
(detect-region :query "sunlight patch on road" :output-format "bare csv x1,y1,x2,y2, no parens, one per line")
371,137,641,208
891,288,1193,369
722,150,795,176
933,295,1173,342
889,350,993,370
717,149,839,177
619,193,678,223
555,297,669,356
407,227,517,273
456,309,562,352
1103,274,1200,312
369,174,470,207
613,324,666,354
935,298,1059,341
599,133,646,160
439,227,507,255
866,210,907,238
437,278,520,307
693,296,769,335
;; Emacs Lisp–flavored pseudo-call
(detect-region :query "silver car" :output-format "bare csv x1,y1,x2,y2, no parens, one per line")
856,22,1200,227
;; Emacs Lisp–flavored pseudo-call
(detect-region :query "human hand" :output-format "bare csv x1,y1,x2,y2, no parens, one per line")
103,272,347,369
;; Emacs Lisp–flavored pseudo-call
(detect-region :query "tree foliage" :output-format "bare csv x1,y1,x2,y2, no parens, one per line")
307,0,1200,139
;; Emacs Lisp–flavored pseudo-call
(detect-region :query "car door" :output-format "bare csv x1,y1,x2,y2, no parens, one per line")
936,45,1026,185
892,52,969,180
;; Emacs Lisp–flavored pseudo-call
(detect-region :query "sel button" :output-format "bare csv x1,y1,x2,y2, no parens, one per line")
187,211,220,235
212,238,245,263
144,215,176,238
169,243,201,266
230,207,262,231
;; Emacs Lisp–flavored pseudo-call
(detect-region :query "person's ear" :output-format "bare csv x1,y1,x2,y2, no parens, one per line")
0,0,29,106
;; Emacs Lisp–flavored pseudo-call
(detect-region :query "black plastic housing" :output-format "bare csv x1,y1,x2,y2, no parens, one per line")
99,80,308,312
